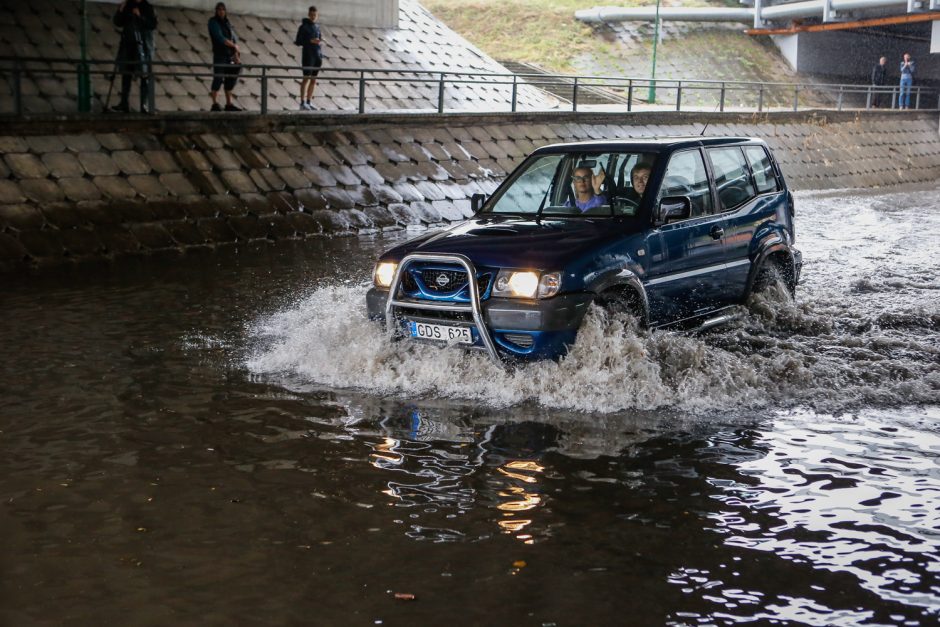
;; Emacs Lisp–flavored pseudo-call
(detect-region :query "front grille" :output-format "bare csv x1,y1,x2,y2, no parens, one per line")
421,269,466,293
401,265,492,300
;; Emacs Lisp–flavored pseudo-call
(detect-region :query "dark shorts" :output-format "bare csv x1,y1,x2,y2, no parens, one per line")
302,51,322,77
211,60,241,92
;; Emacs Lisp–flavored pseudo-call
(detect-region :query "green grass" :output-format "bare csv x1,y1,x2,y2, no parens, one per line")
422,0,716,73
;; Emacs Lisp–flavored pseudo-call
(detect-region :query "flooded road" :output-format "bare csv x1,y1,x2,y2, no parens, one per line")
1,187,938,625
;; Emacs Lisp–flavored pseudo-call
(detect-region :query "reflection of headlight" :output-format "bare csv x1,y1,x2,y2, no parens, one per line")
493,270,561,299
373,262,397,288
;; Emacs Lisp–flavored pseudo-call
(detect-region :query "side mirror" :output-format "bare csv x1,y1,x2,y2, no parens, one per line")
471,193,487,213
657,196,692,225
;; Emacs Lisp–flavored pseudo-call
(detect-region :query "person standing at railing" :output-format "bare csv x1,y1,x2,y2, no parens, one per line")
870,56,887,108
899,52,915,110
295,6,324,111
208,2,242,112
111,0,157,113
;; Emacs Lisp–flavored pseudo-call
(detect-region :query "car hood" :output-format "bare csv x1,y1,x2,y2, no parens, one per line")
386,217,626,270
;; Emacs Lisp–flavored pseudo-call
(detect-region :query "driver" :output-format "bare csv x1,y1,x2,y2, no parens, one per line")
623,163,651,205
567,167,607,212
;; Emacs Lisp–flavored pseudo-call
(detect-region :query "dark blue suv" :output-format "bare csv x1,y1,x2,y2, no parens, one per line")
366,137,802,361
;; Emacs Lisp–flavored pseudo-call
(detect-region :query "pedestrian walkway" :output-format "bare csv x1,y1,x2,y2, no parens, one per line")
0,0,556,115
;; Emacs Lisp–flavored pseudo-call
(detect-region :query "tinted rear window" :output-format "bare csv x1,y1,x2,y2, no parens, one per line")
708,147,757,211
744,146,780,194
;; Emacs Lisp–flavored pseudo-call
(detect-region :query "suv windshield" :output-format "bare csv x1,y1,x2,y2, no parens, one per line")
483,151,657,217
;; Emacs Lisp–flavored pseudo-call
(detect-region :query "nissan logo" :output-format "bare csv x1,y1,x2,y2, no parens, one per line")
435,273,450,287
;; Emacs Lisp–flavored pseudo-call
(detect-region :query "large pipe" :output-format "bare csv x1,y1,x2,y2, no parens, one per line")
576,7,752,22
576,0,911,24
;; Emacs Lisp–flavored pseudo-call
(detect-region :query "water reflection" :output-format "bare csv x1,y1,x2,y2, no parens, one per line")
495,460,544,542
328,398,940,622
364,408,553,544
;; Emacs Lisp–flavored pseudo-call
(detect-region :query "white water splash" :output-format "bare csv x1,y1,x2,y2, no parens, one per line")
246,188,940,413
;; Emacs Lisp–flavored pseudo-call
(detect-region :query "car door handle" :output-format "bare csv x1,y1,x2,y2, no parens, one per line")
709,226,724,240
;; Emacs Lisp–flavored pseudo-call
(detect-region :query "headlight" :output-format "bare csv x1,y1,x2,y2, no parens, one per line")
373,262,397,288
493,270,561,299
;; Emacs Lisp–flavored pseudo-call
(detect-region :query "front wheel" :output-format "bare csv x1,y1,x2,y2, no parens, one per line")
595,288,646,327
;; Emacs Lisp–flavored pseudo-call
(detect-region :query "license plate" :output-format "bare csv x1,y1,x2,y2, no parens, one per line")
409,321,473,344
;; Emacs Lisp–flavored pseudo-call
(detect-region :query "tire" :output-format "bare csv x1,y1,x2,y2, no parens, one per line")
596,288,645,326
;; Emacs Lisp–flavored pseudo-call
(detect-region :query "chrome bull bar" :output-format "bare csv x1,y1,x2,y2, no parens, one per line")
384,253,501,362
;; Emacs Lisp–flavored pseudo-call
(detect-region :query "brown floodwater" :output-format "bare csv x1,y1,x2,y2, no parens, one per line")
1,188,938,625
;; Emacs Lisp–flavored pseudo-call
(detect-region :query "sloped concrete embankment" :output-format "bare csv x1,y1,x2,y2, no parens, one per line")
0,0,554,115
1,111,939,272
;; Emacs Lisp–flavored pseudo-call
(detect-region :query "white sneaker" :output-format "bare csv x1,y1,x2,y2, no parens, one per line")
299,101,309,111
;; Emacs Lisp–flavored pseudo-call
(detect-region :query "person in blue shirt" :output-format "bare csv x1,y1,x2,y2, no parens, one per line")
899,52,915,110
208,2,242,111
295,6,324,111
567,166,607,212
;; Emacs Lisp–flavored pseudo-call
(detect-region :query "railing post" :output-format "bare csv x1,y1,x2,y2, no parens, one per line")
13,59,22,116
758,85,764,113
915,87,921,110
572,76,578,112
719,82,725,112
627,79,632,112
358,70,366,114
511,74,517,112
865,85,872,110
837,85,843,111
676,80,682,112
77,62,90,113
260,66,268,114
793,85,799,112
437,72,445,113
892,86,897,109
147,61,155,114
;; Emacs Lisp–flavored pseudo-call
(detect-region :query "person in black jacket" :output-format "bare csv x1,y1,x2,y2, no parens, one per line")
111,0,157,113
870,56,887,108
295,6,323,110
208,2,242,111
622,163,651,207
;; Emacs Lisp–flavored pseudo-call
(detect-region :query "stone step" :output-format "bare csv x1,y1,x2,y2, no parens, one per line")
499,60,631,106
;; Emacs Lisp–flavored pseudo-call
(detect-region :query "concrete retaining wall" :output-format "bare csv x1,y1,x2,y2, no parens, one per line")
1,110,939,272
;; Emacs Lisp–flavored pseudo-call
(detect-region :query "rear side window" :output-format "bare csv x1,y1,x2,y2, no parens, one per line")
656,150,712,217
744,146,780,194
708,147,756,211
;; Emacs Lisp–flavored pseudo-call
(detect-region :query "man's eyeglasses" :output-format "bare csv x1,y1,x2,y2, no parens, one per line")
571,175,591,183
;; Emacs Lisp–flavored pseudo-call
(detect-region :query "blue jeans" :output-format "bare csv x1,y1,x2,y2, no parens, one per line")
899,75,913,108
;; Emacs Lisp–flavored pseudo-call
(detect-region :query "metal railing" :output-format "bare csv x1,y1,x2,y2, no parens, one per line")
0,56,935,116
